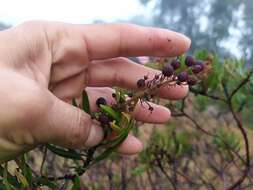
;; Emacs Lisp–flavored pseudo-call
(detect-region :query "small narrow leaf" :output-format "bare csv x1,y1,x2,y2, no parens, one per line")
3,164,19,190
115,89,121,103
72,98,78,107
100,105,121,122
119,112,131,127
17,155,33,185
3,165,12,190
14,170,29,188
92,117,134,165
82,90,90,114
109,121,121,132
71,175,81,190
46,144,82,160
0,165,21,189
93,131,129,164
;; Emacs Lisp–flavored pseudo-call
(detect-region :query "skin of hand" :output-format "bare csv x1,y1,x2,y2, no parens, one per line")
0,21,191,163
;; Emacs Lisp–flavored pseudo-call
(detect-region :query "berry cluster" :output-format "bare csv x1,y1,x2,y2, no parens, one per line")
136,55,205,89
134,56,206,111
95,55,206,127
95,97,113,127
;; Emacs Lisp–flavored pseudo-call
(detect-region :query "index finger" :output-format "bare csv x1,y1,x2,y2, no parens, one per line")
77,23,191,60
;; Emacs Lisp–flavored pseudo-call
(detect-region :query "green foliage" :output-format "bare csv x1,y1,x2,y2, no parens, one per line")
139,128,195,168
131,165,147,176
213,129,241,162
0,165,21,190
46,144,83,160
100,105,121,123
71,176,80,190
82,90,90,114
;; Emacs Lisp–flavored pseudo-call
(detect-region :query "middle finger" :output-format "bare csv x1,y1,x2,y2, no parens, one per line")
87,57,188,100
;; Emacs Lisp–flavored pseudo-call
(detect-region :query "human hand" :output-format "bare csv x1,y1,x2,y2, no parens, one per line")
0,21,190,163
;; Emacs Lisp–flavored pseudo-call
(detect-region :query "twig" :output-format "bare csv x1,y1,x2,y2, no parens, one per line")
225,68,253,190
190,87,225,101
229,68,253,100
40,146,47,177
155,156,177,190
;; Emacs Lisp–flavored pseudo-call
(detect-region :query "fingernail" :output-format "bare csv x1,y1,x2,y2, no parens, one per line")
184,35,191,45
118,135,143,155
161,106,171,122
85,124,104,147
179,33,191,47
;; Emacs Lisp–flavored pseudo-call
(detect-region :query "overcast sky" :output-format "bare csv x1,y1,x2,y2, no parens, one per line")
0,0,152,26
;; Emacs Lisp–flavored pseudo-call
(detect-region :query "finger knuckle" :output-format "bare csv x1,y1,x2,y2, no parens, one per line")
68,111,91,148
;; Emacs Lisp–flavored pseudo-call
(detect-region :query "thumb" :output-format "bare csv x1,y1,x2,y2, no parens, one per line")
42,96,104,149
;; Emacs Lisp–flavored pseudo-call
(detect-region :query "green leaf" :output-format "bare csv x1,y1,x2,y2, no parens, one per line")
82,90,90,114
3,165,12,190
131,165,147,176
46,144,82,160
72,98,78,107
114,88,127,104
100,105,121,122
79,117,134,172
93,137,125,164
93,117,134,164
109,122,122,132
3,164,19,190
16,155,33,185
119,112,131,126
0,165,21,189
71,175,81,190
115,89,121,103
14,170,29,189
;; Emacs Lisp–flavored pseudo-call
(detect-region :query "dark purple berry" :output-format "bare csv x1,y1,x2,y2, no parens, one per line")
137,79,146,88
171,60,181,70
192,64,204,74
96,97,107,107
162,65,174,77
99,114,111,126
144,75,148,80
112,93,116,98
177,71,189,82
185,56,195,67
187,76,198,86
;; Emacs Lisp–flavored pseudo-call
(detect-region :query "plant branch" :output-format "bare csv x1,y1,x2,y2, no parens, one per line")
224,68,253,189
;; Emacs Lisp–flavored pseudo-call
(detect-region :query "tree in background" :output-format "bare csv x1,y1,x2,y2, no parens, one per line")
240,0,253,60
138,0,250,59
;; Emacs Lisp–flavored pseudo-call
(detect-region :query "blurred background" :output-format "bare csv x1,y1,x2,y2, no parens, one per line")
0,0,253,60
1,1,253,189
